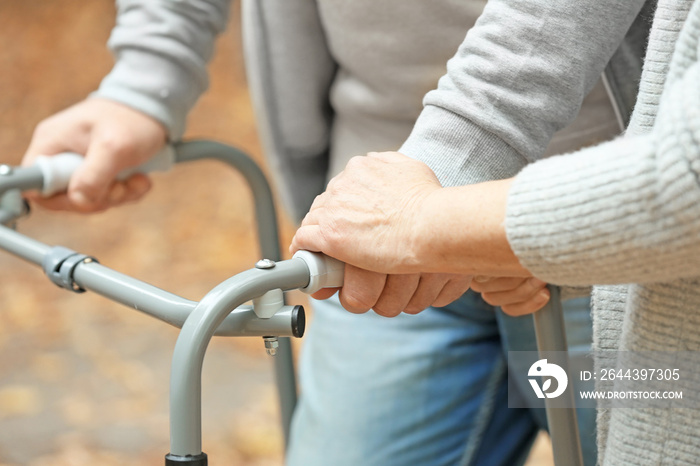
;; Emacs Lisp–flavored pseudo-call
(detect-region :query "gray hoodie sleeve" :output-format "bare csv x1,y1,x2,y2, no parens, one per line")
92,0,230,140
400,0,647,187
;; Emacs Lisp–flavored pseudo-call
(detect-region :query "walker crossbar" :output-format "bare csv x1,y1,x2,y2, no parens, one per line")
0,224,303,337
0,141,344,465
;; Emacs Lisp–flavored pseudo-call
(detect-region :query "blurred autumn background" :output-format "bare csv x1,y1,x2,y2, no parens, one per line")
0,1,299,464
0,2,555,465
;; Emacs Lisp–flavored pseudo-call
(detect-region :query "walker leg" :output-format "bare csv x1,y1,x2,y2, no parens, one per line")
532,286,584,466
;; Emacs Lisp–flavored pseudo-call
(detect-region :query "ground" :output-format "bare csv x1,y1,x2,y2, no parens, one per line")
0,2,552,465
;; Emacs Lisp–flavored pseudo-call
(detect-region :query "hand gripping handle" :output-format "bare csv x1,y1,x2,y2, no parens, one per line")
33,145,176,197
292,250,345,294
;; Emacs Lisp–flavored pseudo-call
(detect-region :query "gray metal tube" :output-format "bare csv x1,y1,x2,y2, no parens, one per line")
174,140,298,445
72,261,197,324
0,166,43,196
174,140,280,261
0,210,17,225
533,286,584,466
0,141,301,448
72,261,300,337
0,190,29,225
169,258,310,457
0,224,51,264
0,224,299,337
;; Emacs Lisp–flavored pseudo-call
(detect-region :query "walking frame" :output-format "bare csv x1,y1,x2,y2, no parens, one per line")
0,140,342,465
0,139,583,466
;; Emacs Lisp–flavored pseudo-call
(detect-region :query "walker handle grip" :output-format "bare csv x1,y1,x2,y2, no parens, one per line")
33,145,176,197
292,250,345,294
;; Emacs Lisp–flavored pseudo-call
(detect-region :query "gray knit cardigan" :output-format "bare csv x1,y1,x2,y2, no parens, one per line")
505,1,700,464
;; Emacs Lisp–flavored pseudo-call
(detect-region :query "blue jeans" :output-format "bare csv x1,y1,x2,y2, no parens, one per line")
287,290,595,466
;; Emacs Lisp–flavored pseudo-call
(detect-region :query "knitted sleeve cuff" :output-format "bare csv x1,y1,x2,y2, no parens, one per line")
505,135,667,285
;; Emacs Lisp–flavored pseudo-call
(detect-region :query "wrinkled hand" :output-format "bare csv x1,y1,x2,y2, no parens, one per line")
292,151,470,316
311,266,471,317
22,98,167,212
291,151,440,274
470,276,550,316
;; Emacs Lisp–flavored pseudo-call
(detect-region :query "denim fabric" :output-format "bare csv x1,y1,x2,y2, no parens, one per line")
287,291,595,466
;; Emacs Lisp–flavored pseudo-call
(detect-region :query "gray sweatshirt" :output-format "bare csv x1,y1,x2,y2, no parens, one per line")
96,0,637,221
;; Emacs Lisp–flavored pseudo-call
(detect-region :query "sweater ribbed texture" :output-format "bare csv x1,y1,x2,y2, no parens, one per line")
506,1,700,463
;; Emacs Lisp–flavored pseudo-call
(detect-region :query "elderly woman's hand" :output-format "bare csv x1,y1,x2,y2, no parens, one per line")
291,151,442,274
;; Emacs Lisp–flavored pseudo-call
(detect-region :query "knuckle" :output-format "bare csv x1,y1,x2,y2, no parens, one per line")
527,278,547,294
470,281,484,292
310,193,325,208
346,155,365,169
457,277,473,292
96,134,134,157
324,179,338,194
33,119,54,137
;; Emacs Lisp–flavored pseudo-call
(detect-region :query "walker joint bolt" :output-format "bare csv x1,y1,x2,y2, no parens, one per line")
0,165,13,176
255,259,276,269
263,336,279,356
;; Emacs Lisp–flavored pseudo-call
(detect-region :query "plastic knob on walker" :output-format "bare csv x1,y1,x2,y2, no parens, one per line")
34,153,83,196
292,250,345,294
34,145,176,197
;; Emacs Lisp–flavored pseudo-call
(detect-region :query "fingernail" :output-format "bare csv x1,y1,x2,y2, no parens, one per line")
474,276,490,283
537,290,550,302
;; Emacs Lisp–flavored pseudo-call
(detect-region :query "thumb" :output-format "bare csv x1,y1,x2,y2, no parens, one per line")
290,224,328,257
67,140,126,208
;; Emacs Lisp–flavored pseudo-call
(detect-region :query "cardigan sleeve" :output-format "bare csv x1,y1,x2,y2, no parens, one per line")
505,61,700,286
400,0,646,187
92,0,231,140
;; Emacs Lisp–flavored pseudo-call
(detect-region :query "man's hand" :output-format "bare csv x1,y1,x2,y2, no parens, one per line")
311,267,472,317
22,98,167,212
470,276,550,316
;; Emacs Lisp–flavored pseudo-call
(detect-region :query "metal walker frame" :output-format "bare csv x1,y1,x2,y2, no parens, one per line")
0,140,344,465
0,139,583,466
